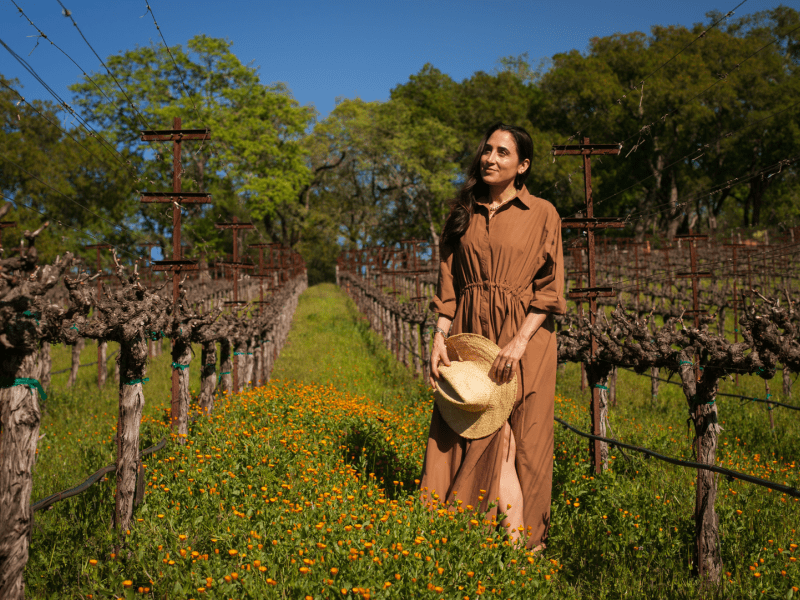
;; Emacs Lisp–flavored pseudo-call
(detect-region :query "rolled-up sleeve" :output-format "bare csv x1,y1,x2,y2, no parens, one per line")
527,211,567,315
430,244,457,318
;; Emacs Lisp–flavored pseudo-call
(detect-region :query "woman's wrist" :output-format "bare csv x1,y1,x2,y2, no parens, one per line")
433,325,448,339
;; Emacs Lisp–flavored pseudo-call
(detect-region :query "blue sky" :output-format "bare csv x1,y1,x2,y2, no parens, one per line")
0,0,787,121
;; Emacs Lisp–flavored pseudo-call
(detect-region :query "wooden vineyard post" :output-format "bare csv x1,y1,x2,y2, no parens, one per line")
554,138,623,475
215,217,255,392
568,247,588,391
140,117,212,431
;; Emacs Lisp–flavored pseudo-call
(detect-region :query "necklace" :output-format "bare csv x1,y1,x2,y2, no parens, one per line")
488,196,514,213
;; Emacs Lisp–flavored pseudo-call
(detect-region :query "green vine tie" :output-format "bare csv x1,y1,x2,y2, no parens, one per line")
0,377,47,400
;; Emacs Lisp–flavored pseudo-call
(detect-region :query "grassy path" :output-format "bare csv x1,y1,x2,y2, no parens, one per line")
270,283,428,410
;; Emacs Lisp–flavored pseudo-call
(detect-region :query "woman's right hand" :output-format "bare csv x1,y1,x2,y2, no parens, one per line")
429,332,452,389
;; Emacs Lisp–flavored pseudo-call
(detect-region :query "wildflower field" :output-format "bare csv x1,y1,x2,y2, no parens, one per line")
27,284,799,599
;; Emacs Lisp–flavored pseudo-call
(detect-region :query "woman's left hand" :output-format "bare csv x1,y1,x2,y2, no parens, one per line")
489,334,527,384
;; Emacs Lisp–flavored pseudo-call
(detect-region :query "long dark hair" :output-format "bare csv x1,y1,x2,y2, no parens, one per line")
440,123,533,250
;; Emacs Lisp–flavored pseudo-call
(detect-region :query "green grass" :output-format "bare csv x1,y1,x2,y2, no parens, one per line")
271,283,428,411
23,284,799,599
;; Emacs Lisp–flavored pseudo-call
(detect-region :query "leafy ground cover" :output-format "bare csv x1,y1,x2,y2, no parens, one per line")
26,283,799,599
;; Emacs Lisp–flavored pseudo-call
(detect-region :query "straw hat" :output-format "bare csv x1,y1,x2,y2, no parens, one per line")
433,333,517,439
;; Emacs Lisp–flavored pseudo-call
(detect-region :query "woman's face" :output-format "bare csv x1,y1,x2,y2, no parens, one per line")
479,130,529,189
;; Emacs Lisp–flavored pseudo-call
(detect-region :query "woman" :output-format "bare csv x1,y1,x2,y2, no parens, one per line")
421,123,566,550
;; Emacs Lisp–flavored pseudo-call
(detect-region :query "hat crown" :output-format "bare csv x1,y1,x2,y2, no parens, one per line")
432,333,517,439
436,361,494,412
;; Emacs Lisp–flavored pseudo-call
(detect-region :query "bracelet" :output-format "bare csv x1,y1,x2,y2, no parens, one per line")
433,326,448,339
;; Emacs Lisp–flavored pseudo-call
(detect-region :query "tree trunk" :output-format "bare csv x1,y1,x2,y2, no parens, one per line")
0,352,41,600
666,171,682,241
411,321,421,377
198,341,216,414
115,337,148,532
592,374,608,471
39,342,52,393
424,195,440,258
678,356,723,585
254,341,263,387
765,380,776,432
67,338,84,388
651,367,660,403
234,340,247,392
608,366,617,408
263,338,274,382
97,341,107,389
243,340,255,388
421,323,431,388
782,366,792,398
171,340,192,438
219,339,233,395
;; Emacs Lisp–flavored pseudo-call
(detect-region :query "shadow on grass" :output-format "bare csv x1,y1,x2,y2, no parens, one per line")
340,417,420,500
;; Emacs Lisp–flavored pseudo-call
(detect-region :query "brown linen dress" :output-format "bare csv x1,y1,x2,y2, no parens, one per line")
420,186,566,548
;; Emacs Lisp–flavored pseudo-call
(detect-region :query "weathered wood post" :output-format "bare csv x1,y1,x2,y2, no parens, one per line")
215,217,255,392
140,117,212,430
554,137,623,474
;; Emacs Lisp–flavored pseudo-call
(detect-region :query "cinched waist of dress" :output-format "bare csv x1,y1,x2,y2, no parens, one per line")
461,280,524,300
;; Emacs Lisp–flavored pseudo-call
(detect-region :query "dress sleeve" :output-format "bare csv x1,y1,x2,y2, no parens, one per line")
429,243,457,318
527,209,567,315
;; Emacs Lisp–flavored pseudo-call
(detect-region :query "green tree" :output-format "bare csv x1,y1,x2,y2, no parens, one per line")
538,7,800,238
301,94,461,281
0,75,139,263
68,35,314,260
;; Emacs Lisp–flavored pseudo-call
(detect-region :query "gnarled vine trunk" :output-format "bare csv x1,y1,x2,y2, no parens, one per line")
115,337,148,532
243,339,255,388
97,341,107,389
0,352,41,600
234,339,247,392
651,367,660,402
39,342,51,392
198,341,216,413
219,339,233,394
67,337,84,388
263,338,274,383
254,340,263,387
171,340,192,438
678,355,722,586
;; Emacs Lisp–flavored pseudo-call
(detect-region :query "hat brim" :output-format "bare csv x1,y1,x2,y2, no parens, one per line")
434,334,517,439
